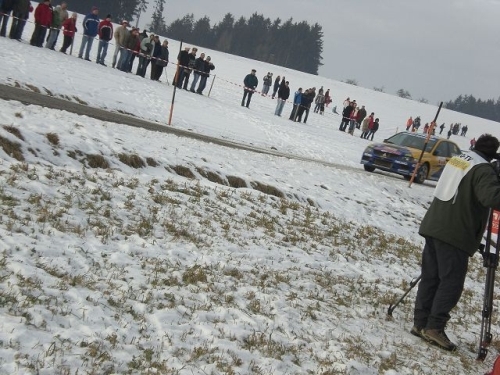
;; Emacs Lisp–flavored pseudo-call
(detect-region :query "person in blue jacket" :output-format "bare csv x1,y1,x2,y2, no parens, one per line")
78,6,99,61
289,88,302,120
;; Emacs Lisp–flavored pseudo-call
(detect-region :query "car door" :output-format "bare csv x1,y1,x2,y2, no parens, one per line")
429,141,451,180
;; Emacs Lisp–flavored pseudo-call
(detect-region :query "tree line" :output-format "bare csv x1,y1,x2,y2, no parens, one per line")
444,95,500,123
69,0,147,26
148,9,324,75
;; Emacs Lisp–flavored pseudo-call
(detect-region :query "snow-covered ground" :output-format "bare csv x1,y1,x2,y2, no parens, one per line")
0,13,499,375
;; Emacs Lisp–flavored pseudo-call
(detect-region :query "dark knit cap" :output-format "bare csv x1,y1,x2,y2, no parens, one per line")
474,134,499,158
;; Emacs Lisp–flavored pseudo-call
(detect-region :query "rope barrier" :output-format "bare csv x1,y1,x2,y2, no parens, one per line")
1,10,349,121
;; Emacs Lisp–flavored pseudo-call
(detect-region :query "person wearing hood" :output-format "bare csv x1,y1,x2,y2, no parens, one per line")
411,134,500,352
78,6,99,61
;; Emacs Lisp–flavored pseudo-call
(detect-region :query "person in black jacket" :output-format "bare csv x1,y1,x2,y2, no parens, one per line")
271,75,281,99
242,69,258,108
150,36,166,81
196,56,215,95
412,134,500,352
175,46,190,87
9,0,32,40
180,48,197,90
340,102,354,131
274,80,290,116
190,53,205,92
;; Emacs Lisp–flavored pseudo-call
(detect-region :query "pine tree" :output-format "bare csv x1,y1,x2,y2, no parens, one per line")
148,0,167,36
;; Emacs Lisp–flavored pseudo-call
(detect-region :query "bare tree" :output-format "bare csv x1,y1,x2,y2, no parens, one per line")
397,89,411,99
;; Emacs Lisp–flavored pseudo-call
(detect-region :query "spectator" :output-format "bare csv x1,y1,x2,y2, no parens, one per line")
261,72,272,96
59,12,77,54
190,52,205,92
30,0,52,47
175,46,190,88
412,116,421,132
96,14,113,66
469,137,476,150
118,27,139,72
348,104,358,135
9,0,33,41
314,91,325,113
241,69,258,108
112,20,128,69
196,56,214,95
367,118,380,141
439,123,445,135
296,88,315,123
45,2,67,50
356,105,367,128
0,0,14,37
289,87,302,121
360,113,373,139
412,134,500,352
274,80,290,117
324,89,332,107
343,97,350,108
406,116,413,131
78,6,99,61
339,101,354,131
180,47,197,90
150,36,164,81
271,75,280,99
136,33,154,77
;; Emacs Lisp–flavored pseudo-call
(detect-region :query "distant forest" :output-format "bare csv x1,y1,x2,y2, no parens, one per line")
445,95,500,123
68,0,147,25
148,10,323,74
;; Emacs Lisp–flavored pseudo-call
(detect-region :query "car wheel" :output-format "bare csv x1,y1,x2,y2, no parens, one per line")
364,165,375,172
415,163,429,184
403,175,411,181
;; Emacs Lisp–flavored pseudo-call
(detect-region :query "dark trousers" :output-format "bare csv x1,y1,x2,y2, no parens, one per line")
60,35,73,53
151,64,164,81
339,117,350,131
197,76,208,93
0,10,11,37
9,13,27,40
413,237,469,330
30,24,47,47
295,105,306,122
289,104,299,120
241,89,253,107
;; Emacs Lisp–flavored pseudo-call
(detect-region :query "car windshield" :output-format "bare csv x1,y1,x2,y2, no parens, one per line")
385,133,437,152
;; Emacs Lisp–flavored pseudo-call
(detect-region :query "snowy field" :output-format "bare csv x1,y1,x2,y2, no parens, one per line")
0,12,499,375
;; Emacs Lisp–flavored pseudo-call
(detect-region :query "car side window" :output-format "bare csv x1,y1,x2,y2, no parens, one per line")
434,142,450,157
449,143,461,156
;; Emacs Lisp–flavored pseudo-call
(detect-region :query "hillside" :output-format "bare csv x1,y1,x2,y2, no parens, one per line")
0,15,499,375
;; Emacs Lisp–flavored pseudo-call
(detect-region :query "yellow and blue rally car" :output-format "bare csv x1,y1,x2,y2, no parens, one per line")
360,132,462,183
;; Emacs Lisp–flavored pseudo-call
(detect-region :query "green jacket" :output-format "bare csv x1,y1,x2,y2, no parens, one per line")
419,151,500,256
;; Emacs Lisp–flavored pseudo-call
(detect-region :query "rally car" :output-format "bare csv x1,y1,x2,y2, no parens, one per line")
360,132,462,184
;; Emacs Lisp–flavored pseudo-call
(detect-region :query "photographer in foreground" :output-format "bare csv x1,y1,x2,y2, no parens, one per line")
411,134,500,351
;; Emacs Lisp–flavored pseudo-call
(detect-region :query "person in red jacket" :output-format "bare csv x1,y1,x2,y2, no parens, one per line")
96,14,113,66
59,12,77,54
30,0,52,47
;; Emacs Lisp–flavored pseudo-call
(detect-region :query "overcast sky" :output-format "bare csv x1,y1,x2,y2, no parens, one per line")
139,0,499,104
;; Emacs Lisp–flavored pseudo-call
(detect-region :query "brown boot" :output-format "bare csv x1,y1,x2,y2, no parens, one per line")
421,329,457,351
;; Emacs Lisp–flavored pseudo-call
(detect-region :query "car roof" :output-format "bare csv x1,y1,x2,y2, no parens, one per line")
398,131,458,145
